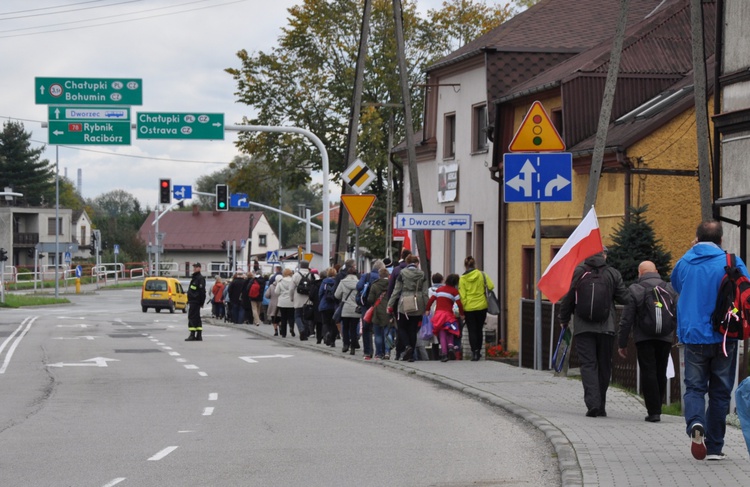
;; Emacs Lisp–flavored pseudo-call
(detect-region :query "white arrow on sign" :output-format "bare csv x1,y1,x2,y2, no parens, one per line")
52,130,64,136
544,174,571,197
239,354,293,364
506,159,535,197
48,357,119,368
52,336,97,340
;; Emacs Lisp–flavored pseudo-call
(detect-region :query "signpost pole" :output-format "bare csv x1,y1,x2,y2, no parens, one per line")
534,202,543,371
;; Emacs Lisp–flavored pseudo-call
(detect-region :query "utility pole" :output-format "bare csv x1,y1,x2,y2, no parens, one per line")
393,0,430,277
582,0,629,215
335,0,372,265
690,0,712,220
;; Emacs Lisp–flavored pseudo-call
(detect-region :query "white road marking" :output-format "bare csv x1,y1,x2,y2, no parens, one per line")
57,324,88,328
162,346,173,350
184,364,198,369
178,430,194,433
209,393,218,401
176,358,187,363
48,357,119,368
102,477,126,487
198,371,208,377
168,351,180,356
1,317,38,374
202,407,214,416
239,354,293,363
148,446,178,461
156,342,165,346
52,336,96,340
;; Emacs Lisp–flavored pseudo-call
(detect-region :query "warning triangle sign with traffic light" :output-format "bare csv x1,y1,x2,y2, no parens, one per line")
341,194,377,227
508,101,565,152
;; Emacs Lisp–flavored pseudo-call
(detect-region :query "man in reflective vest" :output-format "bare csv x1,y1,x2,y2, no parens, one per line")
186,262,207,341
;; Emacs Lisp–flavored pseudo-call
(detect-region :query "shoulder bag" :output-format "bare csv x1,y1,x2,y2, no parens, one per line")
483,272,500,316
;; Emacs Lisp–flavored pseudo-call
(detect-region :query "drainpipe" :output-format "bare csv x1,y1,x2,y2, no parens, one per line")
618,151,631,223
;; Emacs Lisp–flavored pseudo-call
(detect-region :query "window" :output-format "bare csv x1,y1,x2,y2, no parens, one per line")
80,226,87,246
444,113,456,159
472,104,488,152
522,247,535,299
47,217,63,235
552,109,563,138
258,234,267,247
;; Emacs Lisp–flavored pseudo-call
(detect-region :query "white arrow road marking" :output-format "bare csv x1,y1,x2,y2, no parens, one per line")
240,354,293,363
148,446,178,461
56,316,85,319
544,174,571,197
52,336,97,340
48,357,119,368
57,324,89,328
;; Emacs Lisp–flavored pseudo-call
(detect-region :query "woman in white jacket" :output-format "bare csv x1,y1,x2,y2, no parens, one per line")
335,266,360,355
274,269,296,337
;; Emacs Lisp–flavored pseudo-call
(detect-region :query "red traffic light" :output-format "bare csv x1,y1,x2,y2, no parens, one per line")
161,180,169,188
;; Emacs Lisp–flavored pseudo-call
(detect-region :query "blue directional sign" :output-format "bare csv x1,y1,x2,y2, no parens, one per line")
173,185,192,200
503,152,572,203
75,265,83,278
230,193,249,208
395,213,472,231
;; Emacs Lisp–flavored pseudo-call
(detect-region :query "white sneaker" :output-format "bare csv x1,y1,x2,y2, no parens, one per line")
706,453,727,461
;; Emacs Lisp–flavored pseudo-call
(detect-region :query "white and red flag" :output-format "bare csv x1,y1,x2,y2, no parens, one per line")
537,207,604,303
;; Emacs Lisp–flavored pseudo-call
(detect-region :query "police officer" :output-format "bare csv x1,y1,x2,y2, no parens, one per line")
186,262,207,341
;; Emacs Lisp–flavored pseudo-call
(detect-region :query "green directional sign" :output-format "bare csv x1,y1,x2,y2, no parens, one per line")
48,120,131,145
136,112,224,140
35,77,143,105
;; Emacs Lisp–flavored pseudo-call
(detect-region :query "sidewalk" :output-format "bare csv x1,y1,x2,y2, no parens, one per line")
214,319,750,487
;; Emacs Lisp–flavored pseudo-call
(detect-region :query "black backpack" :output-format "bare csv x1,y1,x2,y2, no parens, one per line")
296,271,313,295
574,266,612,322
324,280,337,300
635,281,676,337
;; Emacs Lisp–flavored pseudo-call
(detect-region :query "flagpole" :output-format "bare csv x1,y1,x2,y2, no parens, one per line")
534,202,542,370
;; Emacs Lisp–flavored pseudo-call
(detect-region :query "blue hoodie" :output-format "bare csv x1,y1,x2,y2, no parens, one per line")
671,242,750,344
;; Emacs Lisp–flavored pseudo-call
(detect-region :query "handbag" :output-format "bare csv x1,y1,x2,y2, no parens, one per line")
482,272,500,316
418,314,434,340
400,295,419,314
363,292,384,325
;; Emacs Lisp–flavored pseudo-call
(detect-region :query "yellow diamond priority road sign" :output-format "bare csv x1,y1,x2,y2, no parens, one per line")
508,101,565,152
343,159,376,194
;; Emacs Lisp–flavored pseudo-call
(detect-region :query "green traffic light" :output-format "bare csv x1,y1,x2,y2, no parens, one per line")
219,202,226,208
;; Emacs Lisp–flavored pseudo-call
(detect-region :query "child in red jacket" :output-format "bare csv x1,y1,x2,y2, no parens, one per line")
425,273,464,362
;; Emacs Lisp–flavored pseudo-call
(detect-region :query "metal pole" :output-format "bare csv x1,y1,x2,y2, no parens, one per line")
386,112,394,261
278,183,283,252
305,208,312,255
534,202,543,370
154,207,160,277
54,146,60,298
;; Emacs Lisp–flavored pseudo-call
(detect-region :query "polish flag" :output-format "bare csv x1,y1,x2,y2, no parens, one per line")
537,207,604,303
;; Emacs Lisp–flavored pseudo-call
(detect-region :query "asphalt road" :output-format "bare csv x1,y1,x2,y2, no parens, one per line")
0,287,560,486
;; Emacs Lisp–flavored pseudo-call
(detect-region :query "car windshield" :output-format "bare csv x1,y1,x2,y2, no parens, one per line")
145,280,168,292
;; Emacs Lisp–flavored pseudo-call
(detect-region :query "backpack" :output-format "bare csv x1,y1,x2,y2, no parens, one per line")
574,266,612,322
248,278,261,299
711,253,750,346
296,271,312,295
324,280,336,300
635,281,676,337
355,275,372,307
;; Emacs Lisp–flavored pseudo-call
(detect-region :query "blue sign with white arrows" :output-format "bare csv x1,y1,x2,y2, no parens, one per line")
503,153,572,203
231,193,249,208
173,185,192,200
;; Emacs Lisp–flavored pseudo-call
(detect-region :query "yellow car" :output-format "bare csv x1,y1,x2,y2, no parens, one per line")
141,277,188,313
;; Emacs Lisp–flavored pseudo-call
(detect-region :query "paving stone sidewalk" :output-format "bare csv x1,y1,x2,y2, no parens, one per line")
216,320,750,486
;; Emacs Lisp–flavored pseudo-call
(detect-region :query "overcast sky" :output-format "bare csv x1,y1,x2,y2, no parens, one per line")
0,0,456,208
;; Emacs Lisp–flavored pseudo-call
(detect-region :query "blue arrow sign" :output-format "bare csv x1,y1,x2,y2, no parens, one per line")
503,153,573,203
75,265,83,278
230,193,249,208
395,213,472,231
173,185,192,200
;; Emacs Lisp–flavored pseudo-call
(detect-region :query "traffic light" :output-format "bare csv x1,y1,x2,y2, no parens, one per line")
159,178,171,205
0,248,7,262
216,184,228,211
90,233,97,256
221,240,226,250
27,248,34,258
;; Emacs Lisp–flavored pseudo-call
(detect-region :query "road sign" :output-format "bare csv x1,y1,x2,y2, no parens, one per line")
114,244,120,255
64,251,71,263
48,120,131,145
503,153,572,203
343,159,376,194
36,77,142,105
136,112,224,140
173,185,192,200
266,251,280,263
75,265,83,278
230,193,249,208
341,194,376,227
48,106,130,121
395,213,472,231
508,101,565,152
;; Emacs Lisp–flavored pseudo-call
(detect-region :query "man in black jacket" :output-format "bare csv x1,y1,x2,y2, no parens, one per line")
559,248,629,417
617,261,676,423
186,263,207,341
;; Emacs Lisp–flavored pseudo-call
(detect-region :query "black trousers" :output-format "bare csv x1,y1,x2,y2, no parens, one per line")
188,302,202,331
575,332,613,412
464,309,487,352
396,314,421,357
636,340,672,416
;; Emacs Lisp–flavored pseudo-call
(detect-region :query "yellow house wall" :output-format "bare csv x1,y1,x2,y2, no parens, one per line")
504,100,705,352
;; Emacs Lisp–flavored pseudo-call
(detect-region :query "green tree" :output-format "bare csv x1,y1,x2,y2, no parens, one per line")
226,0,512,257
88,190,148,262
607,205,673,285
0,120,54,206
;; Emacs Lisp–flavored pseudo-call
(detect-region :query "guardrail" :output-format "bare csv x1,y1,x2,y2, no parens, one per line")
149,261,179,277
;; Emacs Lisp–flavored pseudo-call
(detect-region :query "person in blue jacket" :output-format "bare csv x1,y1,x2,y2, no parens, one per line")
671,220,749,461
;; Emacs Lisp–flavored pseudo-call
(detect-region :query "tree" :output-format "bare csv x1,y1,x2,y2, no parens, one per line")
0,120,54,206
607,206,673,285
226,0,514,258
88,190,148,262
